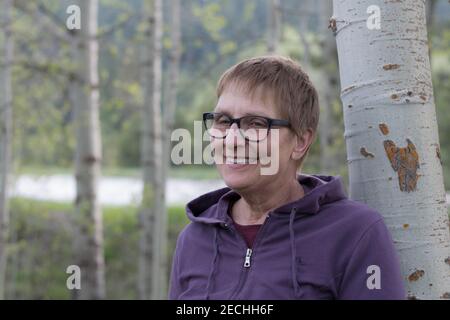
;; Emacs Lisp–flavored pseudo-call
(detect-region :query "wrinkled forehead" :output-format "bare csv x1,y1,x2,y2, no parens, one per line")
216,80,284,118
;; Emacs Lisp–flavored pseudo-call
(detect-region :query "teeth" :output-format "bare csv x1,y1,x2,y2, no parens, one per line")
224,158,257,164
225,158,245,164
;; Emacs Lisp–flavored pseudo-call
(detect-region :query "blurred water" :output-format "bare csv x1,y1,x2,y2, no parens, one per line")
11,175,226,206
10,174,450,208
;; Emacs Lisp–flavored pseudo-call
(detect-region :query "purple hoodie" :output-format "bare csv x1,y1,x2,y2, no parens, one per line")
169,175,405,300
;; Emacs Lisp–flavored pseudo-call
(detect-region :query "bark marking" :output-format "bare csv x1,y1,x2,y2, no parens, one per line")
408,269,425,282
360,147,375,159
328,17,337,33
383,63,400,70
379,123,389,135
445,257,450,266
383,139,420,192
436,147,442,165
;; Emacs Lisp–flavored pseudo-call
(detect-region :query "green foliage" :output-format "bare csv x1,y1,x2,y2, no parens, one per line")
6,198,73,299
6,197,188,299
192,3,227,42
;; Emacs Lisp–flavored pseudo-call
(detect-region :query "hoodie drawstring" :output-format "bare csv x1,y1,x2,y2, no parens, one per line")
205,226,220,300
289,207,301,298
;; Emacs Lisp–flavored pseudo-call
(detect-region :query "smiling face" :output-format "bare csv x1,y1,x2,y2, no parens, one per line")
212,83,308,193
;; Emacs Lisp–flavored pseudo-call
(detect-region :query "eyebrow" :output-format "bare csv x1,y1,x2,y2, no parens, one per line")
214,108,273,118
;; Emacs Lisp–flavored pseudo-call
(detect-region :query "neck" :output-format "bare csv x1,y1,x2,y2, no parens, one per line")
232,175,304,225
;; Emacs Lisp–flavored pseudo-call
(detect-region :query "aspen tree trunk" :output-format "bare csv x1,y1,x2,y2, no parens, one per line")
298,0,311,67
318,0,338,173
163,0,181,180
267,0,281,54
139,0,166,300
332,0,450,299
0,0,13,300
162,0,181,292
72,0,105,299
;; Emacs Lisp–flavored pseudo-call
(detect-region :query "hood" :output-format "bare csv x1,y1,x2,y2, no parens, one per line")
185,174,348,225
170,174,404,300
184,174,348,300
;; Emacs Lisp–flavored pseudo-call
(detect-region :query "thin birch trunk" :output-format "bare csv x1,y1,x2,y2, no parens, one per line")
72,0,105,300
161,0,181,297
0,0,13,300
163,0,181,182
139,0,166,300
333,0,450,299
267,0,281,54
298,0,310,67
319,0,338,173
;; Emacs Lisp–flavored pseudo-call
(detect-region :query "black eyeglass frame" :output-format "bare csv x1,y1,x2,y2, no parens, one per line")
202,112,291,142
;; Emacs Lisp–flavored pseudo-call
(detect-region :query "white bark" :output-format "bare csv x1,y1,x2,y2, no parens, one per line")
163,0,181,179
139,0,166,300
298,0,311,67
0,0,13,300
72,0,105,300
318,0,337,173
333,0,450,299
267,0,281,54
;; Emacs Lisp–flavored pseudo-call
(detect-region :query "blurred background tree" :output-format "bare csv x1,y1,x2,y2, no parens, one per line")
0,0,448,299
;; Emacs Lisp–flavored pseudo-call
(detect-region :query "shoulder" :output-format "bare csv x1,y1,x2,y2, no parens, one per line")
175,221,201,248
323,198,384,233
311,198,388,260
174,216,217,252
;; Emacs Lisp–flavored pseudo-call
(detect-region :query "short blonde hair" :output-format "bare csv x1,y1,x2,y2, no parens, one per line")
216,55,320,164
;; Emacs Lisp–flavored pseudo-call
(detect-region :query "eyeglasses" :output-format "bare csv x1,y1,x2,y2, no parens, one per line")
203,112,290,142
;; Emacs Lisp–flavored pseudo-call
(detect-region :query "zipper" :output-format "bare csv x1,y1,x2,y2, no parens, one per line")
244,248,253,268
226,210,308,299
228,214,272,299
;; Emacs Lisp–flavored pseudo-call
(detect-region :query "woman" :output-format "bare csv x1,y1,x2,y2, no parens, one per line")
169,56,405,300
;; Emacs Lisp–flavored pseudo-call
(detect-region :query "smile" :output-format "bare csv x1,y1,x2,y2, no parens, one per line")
224,157,258,165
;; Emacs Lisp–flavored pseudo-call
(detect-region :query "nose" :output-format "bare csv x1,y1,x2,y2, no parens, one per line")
225,123,244,147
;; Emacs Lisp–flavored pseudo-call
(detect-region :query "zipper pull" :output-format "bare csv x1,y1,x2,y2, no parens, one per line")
244,248,253,268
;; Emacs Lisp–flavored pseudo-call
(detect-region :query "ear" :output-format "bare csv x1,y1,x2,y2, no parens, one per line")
291,129,314,161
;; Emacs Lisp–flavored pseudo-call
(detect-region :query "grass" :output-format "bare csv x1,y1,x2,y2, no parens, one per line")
7,197,189,299
9,196,188,224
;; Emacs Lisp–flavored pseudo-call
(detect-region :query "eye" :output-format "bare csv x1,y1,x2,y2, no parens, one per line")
247,117,267,128
214,114,231,125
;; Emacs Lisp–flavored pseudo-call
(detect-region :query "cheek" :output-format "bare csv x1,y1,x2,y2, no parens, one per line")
210,138,225,159
265,133,294,162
